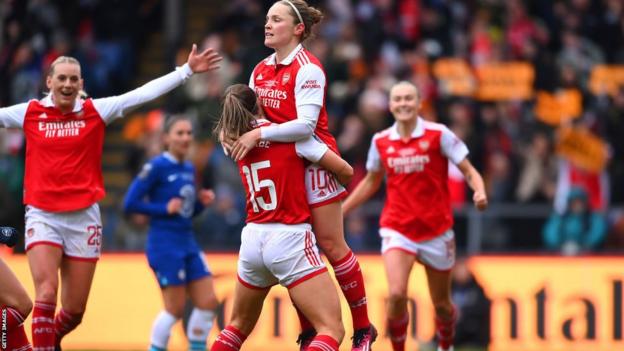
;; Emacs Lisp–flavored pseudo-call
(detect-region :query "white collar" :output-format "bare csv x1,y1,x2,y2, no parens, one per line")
388,117,425,140
41,94,84,113
265,44,304,66
163,151,183,164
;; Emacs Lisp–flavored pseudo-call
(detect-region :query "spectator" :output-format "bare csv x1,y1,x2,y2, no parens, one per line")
543,187,608,255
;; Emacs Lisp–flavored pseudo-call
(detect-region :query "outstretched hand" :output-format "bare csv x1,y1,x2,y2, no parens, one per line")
187,44,222,73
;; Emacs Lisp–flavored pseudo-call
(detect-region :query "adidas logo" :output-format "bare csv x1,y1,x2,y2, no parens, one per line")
38,113,48,119
257,73,263,80
386,146,395,154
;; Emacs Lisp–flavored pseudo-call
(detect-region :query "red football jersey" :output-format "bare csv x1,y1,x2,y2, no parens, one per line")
367,118,469,242
238,120,328,224
22,98,106,211
250,44,338,153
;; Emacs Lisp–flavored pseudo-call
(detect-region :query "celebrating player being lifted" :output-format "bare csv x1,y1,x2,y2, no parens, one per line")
211,84,353,351
224,2,376,348
343,81,488,351
0,45,221,350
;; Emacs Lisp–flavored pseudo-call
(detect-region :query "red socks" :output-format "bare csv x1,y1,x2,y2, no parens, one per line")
2,306,32,351
307,334,339,351
330,250,370,330
210,326,247,351
435,307,456,350
54,309,83,346
388,313,409,351
31,301,56,350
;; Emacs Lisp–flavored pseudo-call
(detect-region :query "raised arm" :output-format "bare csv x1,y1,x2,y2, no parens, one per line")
93,45,221,124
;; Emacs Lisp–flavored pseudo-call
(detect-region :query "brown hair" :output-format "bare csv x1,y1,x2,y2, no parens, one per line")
48,56,81,77
164,114,193,134
214,84,259,141
279,0,323,41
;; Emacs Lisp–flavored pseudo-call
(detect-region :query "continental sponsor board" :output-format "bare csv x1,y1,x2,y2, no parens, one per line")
3,254,623,350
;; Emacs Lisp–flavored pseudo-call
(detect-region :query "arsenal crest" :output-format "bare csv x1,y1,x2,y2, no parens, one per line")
282,72,291,85
419,140,430,151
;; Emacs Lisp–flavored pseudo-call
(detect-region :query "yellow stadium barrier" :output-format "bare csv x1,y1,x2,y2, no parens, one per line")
3,254,623,351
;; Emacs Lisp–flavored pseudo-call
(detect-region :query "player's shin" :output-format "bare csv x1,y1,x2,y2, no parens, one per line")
149,310,178,351
186,308,215,351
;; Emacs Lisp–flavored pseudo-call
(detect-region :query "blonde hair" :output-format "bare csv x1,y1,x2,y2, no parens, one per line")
390,80,421,99
214,84,259,141
278,0,323,41
48,56,81,77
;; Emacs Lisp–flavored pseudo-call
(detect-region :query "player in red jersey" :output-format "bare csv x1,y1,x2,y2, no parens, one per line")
210,84,353,351
342,81,488,351
1,227,33,351
224,2,377,349
0,45,221,350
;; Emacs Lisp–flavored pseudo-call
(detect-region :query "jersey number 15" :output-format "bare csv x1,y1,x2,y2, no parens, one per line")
242,161,277,212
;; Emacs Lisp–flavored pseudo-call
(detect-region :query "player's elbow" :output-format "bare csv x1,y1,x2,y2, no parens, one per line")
337,163,354,185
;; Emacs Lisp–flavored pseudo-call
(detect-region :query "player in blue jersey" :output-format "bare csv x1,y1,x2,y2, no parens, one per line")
124,115,218,351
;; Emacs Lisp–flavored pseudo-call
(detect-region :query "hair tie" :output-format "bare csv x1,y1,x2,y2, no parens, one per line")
283,0,304,25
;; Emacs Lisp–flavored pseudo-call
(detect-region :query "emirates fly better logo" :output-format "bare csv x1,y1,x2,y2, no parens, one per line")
38,120,86,138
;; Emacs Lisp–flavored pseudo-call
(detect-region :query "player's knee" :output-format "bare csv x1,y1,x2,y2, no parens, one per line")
165,306,184,319
35,282,58,302
316,238,348,261
196,295,219,311
16,295,33,318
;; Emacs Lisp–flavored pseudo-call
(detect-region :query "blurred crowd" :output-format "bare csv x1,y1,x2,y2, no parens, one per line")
1,0,624,255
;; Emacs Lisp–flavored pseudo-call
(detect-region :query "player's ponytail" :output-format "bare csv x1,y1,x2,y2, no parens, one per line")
214,84,259,141
280,0,323,41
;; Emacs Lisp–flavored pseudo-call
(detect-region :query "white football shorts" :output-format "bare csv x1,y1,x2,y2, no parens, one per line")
237,222,327,289
305,164,347,207
380,227,456,271
24,204,103,261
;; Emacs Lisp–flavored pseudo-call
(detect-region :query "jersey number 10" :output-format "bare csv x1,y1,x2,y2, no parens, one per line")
242,161,277,213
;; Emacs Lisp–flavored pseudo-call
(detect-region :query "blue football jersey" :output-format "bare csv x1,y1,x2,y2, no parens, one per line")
124,152,204,247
